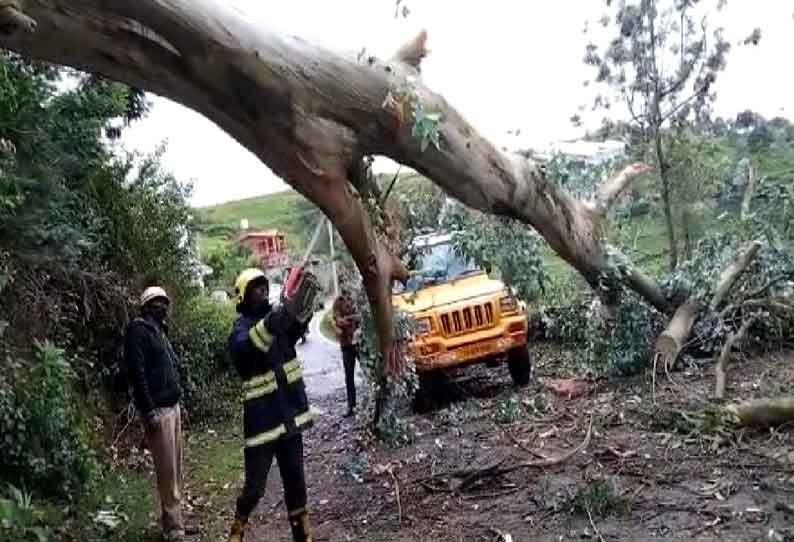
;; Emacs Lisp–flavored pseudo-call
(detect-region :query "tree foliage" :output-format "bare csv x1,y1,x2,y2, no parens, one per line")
584,0,738,270
0,52,216,503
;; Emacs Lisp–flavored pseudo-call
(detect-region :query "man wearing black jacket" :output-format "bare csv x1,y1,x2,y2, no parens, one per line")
124,286,184,542
227,267,318,542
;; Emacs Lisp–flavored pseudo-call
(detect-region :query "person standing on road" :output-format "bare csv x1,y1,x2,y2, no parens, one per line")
227,267,319,542
124,286,185,542
332,288,360,418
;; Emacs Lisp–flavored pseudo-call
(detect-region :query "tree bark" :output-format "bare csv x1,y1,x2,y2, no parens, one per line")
0,0,668,361
740,162,756,221
725,397,794,428
654,129,679,271
713,315,756,400
654,300,699,368
710,240,762,310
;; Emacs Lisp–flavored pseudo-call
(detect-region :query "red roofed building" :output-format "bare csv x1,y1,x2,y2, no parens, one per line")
239,229,289,268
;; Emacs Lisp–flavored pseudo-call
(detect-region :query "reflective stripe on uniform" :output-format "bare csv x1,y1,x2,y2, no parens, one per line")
248,322,274,352
245,424,287,448
243,371,276,390
284,358,303,384
242,371,278,401
294,410,313,427
243,381,277,400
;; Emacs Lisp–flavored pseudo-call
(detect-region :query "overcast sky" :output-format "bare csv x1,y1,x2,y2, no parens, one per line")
119,1,792,207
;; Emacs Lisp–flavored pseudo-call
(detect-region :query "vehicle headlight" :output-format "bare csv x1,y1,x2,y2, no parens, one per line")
499,295,518,313
416,317,432,335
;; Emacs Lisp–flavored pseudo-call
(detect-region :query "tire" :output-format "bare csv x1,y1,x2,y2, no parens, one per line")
412,370,444,413
507,346,531,387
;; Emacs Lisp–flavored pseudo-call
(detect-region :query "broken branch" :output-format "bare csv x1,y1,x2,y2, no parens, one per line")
591,163,652,216
418,417,594,493
714,315,757,400
710,241,762,310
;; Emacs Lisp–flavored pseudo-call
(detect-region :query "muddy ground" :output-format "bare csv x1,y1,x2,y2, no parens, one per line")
173,346,794,542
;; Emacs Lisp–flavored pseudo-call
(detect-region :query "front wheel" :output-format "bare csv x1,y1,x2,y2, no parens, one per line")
507,346,531,387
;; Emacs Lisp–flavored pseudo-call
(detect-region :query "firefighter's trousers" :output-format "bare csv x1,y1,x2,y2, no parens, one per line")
235,432,307,519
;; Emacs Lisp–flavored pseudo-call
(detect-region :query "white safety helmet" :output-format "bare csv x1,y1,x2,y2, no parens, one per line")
140,286,170,307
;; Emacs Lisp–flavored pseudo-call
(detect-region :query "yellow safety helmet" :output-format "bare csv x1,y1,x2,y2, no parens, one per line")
234,268,267,305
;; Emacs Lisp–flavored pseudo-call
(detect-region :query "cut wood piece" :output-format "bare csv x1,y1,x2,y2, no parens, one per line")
654,301,699,369
725,397,794,428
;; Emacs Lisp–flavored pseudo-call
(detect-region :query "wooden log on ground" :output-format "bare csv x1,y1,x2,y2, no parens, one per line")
725,397,794,428
654,301,699,369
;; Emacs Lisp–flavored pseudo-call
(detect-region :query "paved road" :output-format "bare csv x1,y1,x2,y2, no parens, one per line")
295,307,344,398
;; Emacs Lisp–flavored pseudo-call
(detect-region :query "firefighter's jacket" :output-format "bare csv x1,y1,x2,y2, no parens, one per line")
229,307,312,448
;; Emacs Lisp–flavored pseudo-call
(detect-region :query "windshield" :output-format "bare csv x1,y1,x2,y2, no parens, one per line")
404,241,480,292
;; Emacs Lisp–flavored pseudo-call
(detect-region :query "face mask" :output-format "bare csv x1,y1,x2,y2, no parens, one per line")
249,298,271,319
151,305,169,323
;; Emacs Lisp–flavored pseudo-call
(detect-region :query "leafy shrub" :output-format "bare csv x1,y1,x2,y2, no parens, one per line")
169,295,238,424
355,292,418,445
201,242,256,292
445,206,547,303
0,484,51,542
0,342,95,500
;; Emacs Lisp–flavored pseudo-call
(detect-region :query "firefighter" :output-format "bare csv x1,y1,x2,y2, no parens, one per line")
124,286,185,542
227,267,319,542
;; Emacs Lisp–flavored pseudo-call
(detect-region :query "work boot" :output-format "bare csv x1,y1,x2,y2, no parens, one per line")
288,510,315,542
228,517,247,542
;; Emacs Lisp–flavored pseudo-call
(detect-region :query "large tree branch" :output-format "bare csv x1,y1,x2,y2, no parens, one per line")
590,163,652,216
0,0,670,353
710,240,762,310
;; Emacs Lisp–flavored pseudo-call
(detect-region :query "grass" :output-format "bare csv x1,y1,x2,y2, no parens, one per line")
34,466,155,542
572,478,629,518
195,189,324,257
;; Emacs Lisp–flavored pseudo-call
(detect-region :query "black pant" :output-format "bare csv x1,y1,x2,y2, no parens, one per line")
341,344,357,411
236,433,307,519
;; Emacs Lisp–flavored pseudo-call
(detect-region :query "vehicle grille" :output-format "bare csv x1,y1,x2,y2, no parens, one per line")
439,303,495,336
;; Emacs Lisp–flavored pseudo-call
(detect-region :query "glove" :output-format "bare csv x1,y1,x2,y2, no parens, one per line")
248,318,275,354
283,270,322,324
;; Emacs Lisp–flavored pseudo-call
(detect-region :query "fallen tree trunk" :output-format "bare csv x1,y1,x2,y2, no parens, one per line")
0,1,667,386
654,240,763,370
654,301,699,369
725,397,794,428
713,315,756,399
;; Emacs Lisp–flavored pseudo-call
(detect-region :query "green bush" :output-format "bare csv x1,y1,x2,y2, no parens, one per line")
0,342,95,500
0,484,52,542
169,295,238,424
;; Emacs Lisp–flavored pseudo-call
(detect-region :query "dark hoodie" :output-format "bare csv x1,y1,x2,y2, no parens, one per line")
124,316,182,415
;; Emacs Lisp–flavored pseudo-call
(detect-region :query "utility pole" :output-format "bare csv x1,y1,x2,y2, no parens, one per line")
328,218,338,298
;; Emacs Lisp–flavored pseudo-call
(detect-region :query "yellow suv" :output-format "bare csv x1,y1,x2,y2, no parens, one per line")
393,233,531,388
